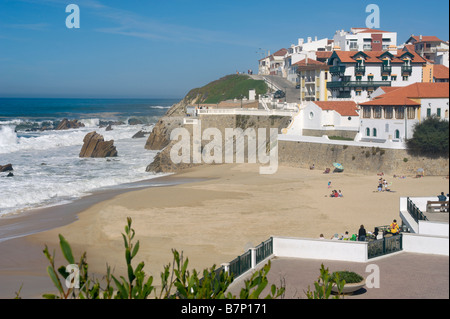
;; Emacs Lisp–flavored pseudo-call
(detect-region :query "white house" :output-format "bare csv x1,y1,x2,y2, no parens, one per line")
358,82,449,143
405,35,449,68
327,46,427,101
333,28,397,52
286,101,360,138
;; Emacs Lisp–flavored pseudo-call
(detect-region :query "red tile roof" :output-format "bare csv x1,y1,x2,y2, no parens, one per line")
313,101,359,116
409,35,444,43
273,48,288,56
315,51,333,60
433,64,449,79
355,28,391,33
293,58,326,66
360,82,449,106
332,49,426,64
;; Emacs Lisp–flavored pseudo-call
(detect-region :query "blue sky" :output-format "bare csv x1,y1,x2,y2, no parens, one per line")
0,0,448,98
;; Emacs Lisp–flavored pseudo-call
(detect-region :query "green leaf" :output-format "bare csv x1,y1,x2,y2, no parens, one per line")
131,240,140,259
47,266,64,295
58,234,75,264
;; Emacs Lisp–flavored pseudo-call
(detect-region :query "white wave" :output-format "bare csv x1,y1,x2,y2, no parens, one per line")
0,125,18,147
79,118,100,128
150,105,170,109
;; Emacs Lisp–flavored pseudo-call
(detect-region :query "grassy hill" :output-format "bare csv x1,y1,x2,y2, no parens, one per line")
185,74,268,104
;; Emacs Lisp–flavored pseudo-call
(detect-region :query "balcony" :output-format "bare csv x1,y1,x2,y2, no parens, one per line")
327,81,391,89
355,65,366,75
402,65,412,74
329,65,346,75
381,65,392,74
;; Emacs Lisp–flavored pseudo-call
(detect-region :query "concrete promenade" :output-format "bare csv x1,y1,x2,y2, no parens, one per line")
228,252,449,299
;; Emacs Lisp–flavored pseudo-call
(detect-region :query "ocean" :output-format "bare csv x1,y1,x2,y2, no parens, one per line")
0,98,179,217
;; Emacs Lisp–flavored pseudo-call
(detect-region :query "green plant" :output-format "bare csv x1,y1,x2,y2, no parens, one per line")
406,115,449,157
37,217,285,300
331,271,363,284
305,264,345,299
403,157,408,163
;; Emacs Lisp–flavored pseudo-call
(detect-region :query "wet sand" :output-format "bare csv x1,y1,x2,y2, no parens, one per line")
0,163,448,298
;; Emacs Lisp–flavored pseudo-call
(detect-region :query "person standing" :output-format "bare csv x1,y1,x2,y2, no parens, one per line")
358,225,367,241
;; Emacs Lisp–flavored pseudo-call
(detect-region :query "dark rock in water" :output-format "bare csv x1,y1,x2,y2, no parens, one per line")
128,118,143,125
132,130,146,139
56,119,85,130
105,124,113,131
79,131,118,158
6,172,14,177
0,164,13,172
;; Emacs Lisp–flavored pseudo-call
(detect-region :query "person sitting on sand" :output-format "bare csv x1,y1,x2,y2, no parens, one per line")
331,233,339,240
319,234,325,240
338,190,343,197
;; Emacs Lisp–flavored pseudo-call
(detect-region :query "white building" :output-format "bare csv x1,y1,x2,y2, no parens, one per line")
333,28,397,52
358,82,449,143
405,35,449,68
286,100,360,138
327,46,427,102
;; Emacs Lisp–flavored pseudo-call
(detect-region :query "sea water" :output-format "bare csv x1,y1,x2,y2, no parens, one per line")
0,98,179,216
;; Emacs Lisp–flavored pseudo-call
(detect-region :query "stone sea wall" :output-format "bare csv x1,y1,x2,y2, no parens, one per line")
278,140,449,176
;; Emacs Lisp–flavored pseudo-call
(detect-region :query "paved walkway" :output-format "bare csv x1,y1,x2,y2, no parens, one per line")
228,252,449,299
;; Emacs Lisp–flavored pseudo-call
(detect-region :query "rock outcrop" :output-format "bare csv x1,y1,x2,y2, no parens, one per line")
79,132,118,158
145,116,184,150
0,164,13,172
56,119,85,130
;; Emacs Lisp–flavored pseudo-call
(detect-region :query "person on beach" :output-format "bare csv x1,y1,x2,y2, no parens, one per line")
328,181,331,188
319,234,325,240
358,225,366,241
390,220,400,235
342,231,349,240
338,190,343,197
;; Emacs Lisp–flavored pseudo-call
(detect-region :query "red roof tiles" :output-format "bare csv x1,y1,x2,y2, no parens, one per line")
313,101,359,116
360,82,449,106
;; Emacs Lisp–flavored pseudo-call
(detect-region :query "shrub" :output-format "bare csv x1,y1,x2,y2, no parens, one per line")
331,271,363,284
406,115,449,158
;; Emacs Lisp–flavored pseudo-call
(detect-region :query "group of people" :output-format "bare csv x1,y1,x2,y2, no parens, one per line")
377,177,391,192
320,219,401,242
330,189,343,198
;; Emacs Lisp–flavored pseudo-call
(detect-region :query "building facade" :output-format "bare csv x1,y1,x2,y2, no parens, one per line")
327,47,426,101
358,83,449,143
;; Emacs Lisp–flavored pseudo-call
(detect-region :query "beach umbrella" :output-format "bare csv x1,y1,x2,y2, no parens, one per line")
417,168,424,172
333,163,344,171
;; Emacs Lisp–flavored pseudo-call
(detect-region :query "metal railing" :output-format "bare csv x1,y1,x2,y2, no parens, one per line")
327,81,391,88
368,234,403,259
225,237,274,279
229,249,252,278
329,65,346,75
255,238,274,265
407,197,428,223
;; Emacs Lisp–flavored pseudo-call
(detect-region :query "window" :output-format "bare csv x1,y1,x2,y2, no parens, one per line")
396,107,404,119
395,130,400,139
427,108,431,117
391,75,397,81
356,75,362,81
385,107,393,119
363,107,371,118
437,108,441,117
368,74,374,81
403,75,409,81
407,107,415,119
385,123,389,133
382,75,388,81
366,128,370,136
373,128,377,137
373,106,382,118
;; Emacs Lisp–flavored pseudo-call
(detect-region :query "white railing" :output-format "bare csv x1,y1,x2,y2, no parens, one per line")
197,108,296,117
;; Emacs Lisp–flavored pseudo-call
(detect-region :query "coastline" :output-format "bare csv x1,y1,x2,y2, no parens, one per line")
0,162,448,298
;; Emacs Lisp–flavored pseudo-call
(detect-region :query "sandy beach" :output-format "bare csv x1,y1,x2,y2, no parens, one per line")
0,163,448,298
